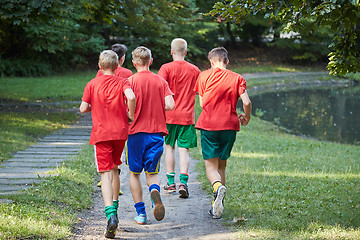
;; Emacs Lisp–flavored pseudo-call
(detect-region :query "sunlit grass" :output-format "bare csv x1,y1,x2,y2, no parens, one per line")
0,71,94,102
0,112,78,162
0,145,96,239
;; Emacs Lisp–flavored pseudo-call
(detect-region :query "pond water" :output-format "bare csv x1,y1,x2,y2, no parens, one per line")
249,86,360,145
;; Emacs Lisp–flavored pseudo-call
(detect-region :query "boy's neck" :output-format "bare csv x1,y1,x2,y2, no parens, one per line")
172,54,185,61
212,63,227,70
102,69,115,75
136,65,150,72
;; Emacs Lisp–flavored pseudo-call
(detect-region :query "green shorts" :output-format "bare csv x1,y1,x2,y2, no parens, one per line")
200,129,236,160
165,124,197,148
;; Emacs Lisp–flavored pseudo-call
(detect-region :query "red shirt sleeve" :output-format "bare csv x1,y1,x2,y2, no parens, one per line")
123,78,131,91
82,83,91,103
238,75,247,96
95,69,102,78
163,79,174,97
158,65,168,81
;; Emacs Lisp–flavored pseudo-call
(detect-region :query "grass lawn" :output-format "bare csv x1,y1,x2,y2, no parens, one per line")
0,71,94,102
192,113,360,239
0,145,96,239
0,112,78,162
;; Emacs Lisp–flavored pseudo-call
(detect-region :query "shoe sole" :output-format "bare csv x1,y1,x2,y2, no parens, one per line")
104,224,117,239
151,190,165,221
134,220,147,225
178,188,189,198
212,186,226,218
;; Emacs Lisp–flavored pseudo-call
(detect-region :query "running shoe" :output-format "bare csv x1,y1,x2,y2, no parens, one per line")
104,214,118,239
164,183,176,193
178,183,189,198
212,185,226,219
134,214,147,225
150,189,165,221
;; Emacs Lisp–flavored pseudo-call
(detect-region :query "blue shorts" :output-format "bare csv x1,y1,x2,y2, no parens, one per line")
126,132,164,174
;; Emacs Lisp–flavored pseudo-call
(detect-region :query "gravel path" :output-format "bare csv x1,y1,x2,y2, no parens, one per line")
72,151,236,240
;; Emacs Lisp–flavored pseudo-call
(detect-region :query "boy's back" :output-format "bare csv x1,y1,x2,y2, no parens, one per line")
128,70,173,135
195,67,246,131
82,75,130,144
158,60,200,125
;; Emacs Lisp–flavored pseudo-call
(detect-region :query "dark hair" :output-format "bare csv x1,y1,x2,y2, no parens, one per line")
111,44,127,58
208,47,228,64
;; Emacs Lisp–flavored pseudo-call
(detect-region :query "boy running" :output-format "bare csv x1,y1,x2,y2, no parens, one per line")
80,50,136,238
194,47,251,219
158,38,200,198
95,43,132,195
126,46,175,224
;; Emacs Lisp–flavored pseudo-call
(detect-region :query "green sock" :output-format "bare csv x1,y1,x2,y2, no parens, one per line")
104,205,117,220
166,172,175,185
113,200,119,210
179,173,189,185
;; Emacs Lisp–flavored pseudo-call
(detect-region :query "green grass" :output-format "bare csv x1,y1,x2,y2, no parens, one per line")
0,112,78,162
0,145,96,239
0,71,94,102
192,116,360,239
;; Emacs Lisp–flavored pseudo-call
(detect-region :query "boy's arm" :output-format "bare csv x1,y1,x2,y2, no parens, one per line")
79,101,91,113
124,88,136,123
239,90,251,126
165,95,175,111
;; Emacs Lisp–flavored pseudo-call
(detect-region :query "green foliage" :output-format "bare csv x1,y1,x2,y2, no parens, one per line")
0,58,53,77
209,0,360,76
0,145,97,239
0,0,105,76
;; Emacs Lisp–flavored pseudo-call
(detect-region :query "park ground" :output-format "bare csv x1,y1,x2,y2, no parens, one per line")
0,48,360,239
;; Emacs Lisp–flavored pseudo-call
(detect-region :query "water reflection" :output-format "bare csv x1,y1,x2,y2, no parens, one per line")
248,86,360,145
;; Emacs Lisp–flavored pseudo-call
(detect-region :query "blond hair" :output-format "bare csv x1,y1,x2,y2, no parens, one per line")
171,38,187,56
132,46,152,66
208,47,228,64
99,50,118,71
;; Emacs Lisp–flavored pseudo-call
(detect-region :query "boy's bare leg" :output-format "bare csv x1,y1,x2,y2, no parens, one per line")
101,169,115,207
112,165,120,201
178,147,189,174
218,160,227,185
145,172,160,187
165,144,175,173
204,157,222,185
129,172,143,203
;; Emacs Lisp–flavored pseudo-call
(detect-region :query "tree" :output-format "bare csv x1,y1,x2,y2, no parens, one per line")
209,0,360,76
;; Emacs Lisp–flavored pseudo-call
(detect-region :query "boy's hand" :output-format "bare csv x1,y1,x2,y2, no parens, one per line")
239,114,250,126
127,112,134,124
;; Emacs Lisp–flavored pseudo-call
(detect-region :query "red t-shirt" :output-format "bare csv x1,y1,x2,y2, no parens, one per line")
96,66,133,78
82,75,131,144
194,67,247,131
158,60,200,125
128,71,174,135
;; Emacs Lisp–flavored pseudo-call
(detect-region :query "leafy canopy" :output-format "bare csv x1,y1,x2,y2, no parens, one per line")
209,0,360,76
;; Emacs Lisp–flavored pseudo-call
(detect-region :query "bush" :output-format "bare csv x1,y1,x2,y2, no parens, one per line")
0,58,53,77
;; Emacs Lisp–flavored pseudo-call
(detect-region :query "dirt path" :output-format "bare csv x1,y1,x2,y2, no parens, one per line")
72,150,237,240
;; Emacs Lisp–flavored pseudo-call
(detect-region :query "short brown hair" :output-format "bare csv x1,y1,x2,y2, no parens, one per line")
171,38,187,56
111,43,127,58
99,50,118,71
132,46,151,66
208,47,228,64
